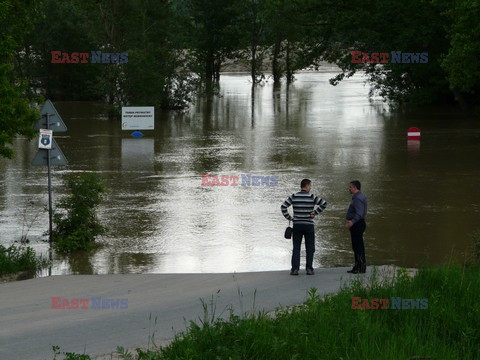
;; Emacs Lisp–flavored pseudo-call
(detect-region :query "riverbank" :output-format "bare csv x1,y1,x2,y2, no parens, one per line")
0,265,412,360
99,263,479,359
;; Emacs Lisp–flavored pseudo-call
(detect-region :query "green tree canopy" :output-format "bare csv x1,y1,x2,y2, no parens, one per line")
0,0,38,159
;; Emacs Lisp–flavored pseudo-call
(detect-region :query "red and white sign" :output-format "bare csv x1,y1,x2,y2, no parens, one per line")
407,127,421,140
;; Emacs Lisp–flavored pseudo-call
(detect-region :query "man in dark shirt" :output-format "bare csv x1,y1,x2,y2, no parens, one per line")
281,179,327,276
346,180,367,274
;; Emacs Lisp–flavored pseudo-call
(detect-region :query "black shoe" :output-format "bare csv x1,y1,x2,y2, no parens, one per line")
290,269,299,276
347,268,366,274
306,268,314,275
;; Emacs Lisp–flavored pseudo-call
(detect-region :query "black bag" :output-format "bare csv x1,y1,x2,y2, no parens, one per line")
284,221,293,239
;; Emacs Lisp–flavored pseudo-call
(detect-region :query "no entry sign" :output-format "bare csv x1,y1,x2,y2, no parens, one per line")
407,127,421,140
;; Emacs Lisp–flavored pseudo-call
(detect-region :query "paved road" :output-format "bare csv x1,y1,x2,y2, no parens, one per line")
0,266,399,359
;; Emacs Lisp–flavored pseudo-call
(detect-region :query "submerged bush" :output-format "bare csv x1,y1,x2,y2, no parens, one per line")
0,244,43,276
52,172,106,254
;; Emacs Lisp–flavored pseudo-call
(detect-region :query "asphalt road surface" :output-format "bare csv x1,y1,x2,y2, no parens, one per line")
0,266,402,359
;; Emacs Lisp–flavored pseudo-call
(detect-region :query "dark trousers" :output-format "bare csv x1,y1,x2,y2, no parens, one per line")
349,219,366,271
291,224,315,271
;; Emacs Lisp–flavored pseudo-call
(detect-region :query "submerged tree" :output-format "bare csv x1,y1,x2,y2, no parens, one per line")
16,0,199,111
320,0,453,105
7,0,480,110
238,0,267,85
0,0,38,159
52,173,107,254
440,0,480,108
180,0,240,92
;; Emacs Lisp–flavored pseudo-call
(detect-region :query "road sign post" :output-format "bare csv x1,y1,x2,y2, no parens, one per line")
46,114,53,245
32,100,68,246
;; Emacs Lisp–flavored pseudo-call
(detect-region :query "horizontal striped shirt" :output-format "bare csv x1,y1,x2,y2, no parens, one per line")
281,190,327,225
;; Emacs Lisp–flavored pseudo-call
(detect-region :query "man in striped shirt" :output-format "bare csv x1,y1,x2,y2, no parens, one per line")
281,179,327,275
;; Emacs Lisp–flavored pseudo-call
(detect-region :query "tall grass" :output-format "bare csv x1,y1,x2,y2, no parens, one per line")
472,229,480,262
140,264,480,359
0,244,44,277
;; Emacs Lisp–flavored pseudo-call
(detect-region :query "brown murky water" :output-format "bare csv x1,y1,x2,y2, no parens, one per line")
1,72,479,275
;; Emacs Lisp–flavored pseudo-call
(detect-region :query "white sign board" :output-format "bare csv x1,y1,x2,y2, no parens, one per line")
38,129,53,149
122,106,154,130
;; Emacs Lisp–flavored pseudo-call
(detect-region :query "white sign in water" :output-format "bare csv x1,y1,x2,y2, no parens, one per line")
121,106,154,130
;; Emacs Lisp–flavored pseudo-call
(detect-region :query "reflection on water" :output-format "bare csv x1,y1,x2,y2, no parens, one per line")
1,72,479,275
121,138,155,171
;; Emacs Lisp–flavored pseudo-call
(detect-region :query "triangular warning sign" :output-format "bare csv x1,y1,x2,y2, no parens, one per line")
35,100,68,132
32,138,68,166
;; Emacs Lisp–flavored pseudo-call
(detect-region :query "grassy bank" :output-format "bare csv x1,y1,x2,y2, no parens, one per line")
114,263,479,360
0,244,44,279
50,263,480,359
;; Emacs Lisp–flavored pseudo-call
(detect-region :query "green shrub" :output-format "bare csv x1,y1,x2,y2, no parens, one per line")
52,345,91,360
52,172,106,254
0,244,42,276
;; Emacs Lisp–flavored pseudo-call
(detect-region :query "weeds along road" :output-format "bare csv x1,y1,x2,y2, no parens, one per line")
0,266,406,359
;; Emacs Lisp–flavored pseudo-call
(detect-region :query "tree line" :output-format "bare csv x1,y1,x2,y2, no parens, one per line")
1,0,479,157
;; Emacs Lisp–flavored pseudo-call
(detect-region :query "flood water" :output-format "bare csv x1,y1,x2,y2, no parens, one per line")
1,72,479,275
